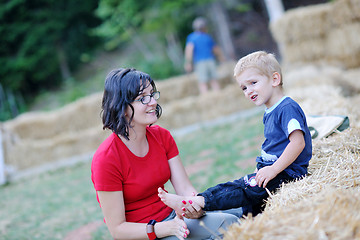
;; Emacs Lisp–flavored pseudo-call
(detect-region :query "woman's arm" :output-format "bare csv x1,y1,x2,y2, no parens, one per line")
168,155,197,196
168,155,205,218
97,191,187,240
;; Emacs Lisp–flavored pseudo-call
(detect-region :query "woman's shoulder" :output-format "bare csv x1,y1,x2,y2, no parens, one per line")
147,125,174,144
147,125,170,135
93,132,121,159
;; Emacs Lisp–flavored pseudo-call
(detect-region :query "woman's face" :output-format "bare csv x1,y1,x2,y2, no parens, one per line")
126,81,158,128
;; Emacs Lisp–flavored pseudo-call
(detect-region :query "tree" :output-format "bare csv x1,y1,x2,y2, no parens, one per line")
0,0,101,120
94,0,215,77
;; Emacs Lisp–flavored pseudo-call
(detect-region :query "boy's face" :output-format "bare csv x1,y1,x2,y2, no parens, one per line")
235,68,281,108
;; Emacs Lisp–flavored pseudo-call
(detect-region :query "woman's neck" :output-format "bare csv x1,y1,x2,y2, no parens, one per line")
119,126,149,157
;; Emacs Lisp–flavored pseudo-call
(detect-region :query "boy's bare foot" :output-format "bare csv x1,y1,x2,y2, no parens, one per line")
158,188,204,215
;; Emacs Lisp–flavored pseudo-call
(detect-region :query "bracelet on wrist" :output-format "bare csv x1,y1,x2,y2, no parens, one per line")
146,219,159,240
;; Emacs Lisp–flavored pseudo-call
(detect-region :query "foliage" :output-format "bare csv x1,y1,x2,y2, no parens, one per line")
0,0,101,119
0,0,265,120
94,0,206,50
0,83,26,121
93,0,214,78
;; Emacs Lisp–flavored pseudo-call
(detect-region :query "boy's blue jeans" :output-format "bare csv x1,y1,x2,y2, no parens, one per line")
198,171,293,212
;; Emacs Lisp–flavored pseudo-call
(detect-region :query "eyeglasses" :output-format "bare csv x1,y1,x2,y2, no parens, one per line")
134,91,160,105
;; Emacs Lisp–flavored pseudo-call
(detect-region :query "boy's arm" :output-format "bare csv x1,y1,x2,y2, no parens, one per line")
255,130,305,188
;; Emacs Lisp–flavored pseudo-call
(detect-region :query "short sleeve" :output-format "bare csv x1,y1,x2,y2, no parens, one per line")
288,118,302,135
151,126,179,160
91,136,124,192
279,104,306,138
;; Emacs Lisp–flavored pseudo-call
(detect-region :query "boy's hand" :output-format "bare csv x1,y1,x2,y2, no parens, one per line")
255,166,278,188
182,202,204,219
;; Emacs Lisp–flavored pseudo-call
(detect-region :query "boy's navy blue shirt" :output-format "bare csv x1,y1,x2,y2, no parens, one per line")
257,96,312,178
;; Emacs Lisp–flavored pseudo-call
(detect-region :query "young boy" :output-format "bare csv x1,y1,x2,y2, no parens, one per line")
159,50,312,217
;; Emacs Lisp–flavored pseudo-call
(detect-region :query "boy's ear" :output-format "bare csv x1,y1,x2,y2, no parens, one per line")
272,72,281,87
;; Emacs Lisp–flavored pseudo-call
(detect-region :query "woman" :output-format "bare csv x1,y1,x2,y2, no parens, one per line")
91,68,240,240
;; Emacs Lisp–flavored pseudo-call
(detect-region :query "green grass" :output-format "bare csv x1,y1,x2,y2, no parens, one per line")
0,111,263,239
0,162,104,239
174,115,263,191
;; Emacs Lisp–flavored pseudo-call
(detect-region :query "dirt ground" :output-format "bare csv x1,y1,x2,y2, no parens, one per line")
64,220,104,240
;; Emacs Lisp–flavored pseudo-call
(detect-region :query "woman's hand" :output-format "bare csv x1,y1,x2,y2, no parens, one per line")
166,213,190,239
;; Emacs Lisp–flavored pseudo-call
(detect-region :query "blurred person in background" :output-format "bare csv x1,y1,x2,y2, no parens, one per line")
184,17,224,94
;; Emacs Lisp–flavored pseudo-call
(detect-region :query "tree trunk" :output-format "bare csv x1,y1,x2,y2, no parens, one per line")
126,28,153,62
209,1,236,61
165,32,184,71
0,127,6,185
263,0,284,22
56,42,72,81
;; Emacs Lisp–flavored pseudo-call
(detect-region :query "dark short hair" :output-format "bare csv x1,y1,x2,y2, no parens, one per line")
101,68,162,140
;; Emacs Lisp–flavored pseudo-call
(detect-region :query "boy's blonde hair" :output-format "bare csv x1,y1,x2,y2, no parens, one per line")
234,51,283,86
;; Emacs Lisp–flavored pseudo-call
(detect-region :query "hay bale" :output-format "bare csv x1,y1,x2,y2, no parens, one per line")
278,22,360,67
5,125,109,170
270,4,330,45
326,23,360,68
350,0,360,19
281,63,360,130
156,74,199,103
283,64,360,127
270,0,360,69
329,0,360,27
3,92,103,140
289,85,350,115
0,61,243,174
225,188,360,240
224,127,360,240
158,83,253,129
157,61,236,103
280,38,327,65
283,64,342,89
341,68,360,95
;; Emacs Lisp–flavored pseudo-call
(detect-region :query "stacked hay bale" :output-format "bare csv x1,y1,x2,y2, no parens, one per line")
156,61,236,103
157,61,252,129
1,93,108,171
271,0,360,68
224,127,360,239
284,64,360,129
0,61,250,179
158,84,253,129
224,0,360,238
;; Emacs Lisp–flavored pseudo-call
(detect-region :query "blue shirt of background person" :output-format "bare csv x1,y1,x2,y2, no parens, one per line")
186,32,216,63
257,96,312,179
